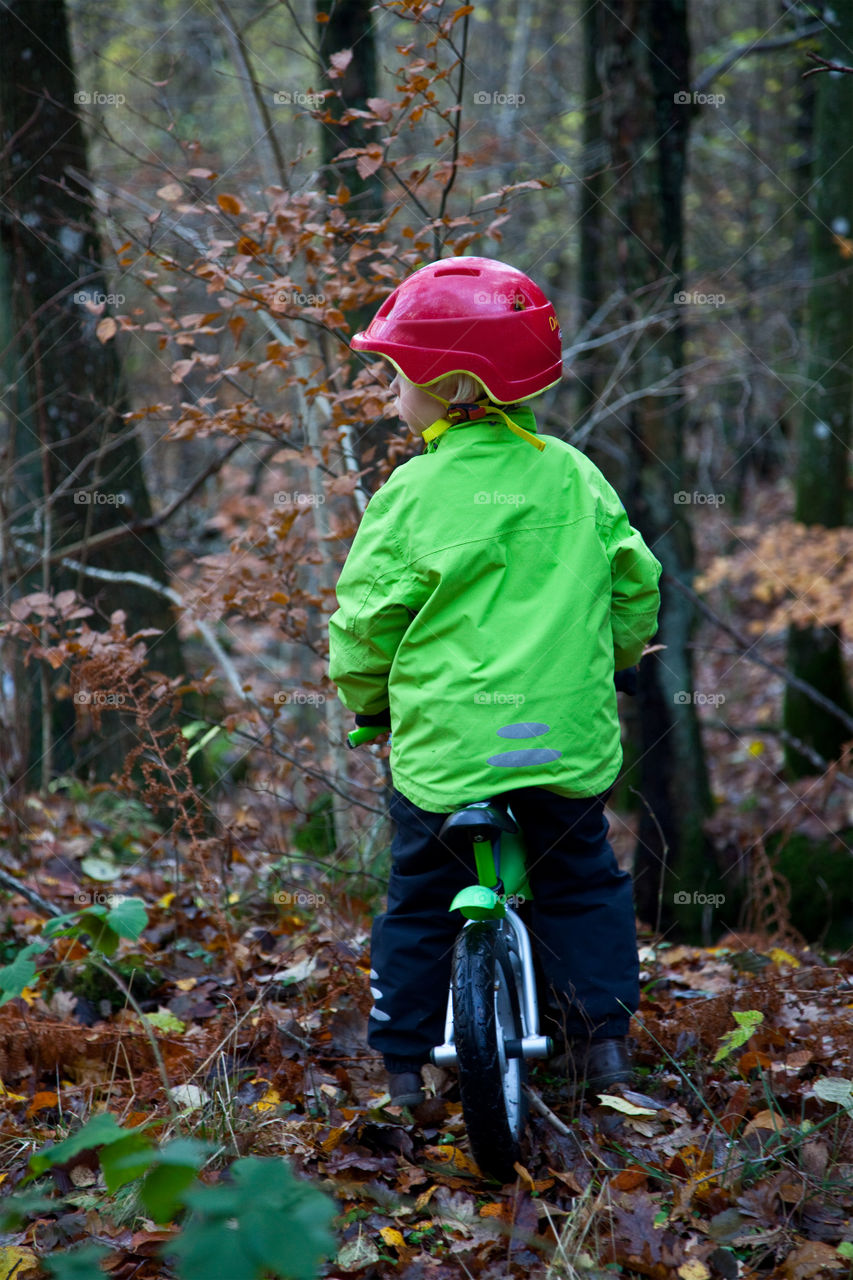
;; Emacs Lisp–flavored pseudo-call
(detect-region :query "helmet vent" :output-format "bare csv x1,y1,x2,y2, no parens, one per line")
434,265,481,276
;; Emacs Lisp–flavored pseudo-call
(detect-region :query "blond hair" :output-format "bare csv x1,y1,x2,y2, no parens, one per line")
432,373,489,405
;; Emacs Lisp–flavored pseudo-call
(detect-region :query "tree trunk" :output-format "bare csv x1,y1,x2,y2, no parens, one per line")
576,3,606,423
784,4,853,773
0,0,185,784
589,0,715,937
315,0,383,221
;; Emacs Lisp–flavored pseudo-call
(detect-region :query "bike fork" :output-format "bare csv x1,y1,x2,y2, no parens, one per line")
432,907,552,1067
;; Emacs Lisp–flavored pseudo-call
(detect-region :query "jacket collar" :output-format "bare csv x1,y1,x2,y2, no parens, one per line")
424,404,541,453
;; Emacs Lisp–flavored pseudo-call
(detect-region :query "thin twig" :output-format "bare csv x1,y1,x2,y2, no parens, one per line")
629,788,670,936
0,867,63,916
91,956,179,1123
665,572,853,738
803,50,853,78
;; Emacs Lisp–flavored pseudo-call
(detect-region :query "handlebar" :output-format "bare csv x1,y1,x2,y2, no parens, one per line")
347,724,391,749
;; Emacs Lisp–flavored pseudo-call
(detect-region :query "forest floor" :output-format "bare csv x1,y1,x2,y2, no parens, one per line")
0,489,851,1279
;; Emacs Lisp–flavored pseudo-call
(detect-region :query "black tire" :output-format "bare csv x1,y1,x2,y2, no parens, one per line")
452,921,526,1181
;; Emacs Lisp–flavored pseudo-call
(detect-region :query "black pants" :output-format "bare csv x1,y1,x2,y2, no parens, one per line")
369,787,640,1073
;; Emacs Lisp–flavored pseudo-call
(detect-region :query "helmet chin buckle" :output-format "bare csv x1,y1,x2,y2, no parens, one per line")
446,402,491,424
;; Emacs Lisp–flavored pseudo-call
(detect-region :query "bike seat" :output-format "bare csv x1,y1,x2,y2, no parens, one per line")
440,801,518,844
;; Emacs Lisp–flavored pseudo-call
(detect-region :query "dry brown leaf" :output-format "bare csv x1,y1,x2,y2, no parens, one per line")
782,1240,845,1278
96,316,118,343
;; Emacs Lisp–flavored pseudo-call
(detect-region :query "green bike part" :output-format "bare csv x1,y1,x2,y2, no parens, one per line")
473,840,496,888
450,884,505,921
449,828,533,919
500,829,532,901
347,725,390,748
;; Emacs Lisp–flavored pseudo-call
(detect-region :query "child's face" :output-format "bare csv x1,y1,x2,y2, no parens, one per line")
390,373,445,435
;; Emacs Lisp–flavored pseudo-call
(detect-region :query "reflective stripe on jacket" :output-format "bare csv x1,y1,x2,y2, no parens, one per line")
328,406,662,811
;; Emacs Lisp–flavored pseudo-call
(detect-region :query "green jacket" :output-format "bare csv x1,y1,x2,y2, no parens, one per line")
328,406,661,811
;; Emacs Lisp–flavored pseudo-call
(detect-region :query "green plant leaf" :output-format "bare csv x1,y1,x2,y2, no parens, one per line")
812,1077,853,1111
99,1132,156,1194
106,896,148,942
0,940,47,1006
80,853,120,881
838,1242,853,1260
167,1158,336,1280
143,1009,186,1034
27,1112,139,1179
42,909,88,937
41,898,147,957
0,1189,57,1229
167,1228,255,1280
43,1243,112,1278
713,1009,764,1062
139,1138,214,1224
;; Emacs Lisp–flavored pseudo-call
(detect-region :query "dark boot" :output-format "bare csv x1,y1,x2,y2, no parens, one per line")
387,1071,425,1107
584,1037,632,1091
558,1036,632,1094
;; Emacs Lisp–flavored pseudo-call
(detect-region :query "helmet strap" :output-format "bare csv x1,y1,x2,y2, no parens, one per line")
421,399,545,452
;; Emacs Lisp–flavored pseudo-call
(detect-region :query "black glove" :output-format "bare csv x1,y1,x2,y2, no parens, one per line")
354,708,391,727
614,666,638,696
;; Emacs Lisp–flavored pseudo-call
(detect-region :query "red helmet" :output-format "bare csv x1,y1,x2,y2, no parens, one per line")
351,257,562,403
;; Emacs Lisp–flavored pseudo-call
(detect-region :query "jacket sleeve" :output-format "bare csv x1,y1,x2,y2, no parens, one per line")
605,500,662,670
327,485,415,716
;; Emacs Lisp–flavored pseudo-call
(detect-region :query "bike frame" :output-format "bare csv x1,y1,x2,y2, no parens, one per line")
431,813,552,1068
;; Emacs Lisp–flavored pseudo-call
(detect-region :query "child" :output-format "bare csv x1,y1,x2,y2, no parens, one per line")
328,257,661,1106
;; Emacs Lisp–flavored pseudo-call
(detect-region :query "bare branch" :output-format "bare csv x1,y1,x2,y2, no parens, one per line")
665,572,853,738
803,50,853,78
694,23,824,94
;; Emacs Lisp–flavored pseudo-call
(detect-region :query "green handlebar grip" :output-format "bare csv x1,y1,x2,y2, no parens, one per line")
347,725,391,749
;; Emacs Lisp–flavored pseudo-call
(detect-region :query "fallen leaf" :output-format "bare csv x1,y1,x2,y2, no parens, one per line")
423,1144,482,1177
597,1093,657,1116
782,1240,845,1278
611,1167,648,1191
26,1090,58,1118
744,1108,785,1136
96,316,118,343
168,1084,208,1111
337,1234,380,1270
0,1246,38,1276
678,1262,711,1280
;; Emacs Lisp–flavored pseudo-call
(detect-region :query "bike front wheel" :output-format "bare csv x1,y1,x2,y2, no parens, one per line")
451,921,526,1181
